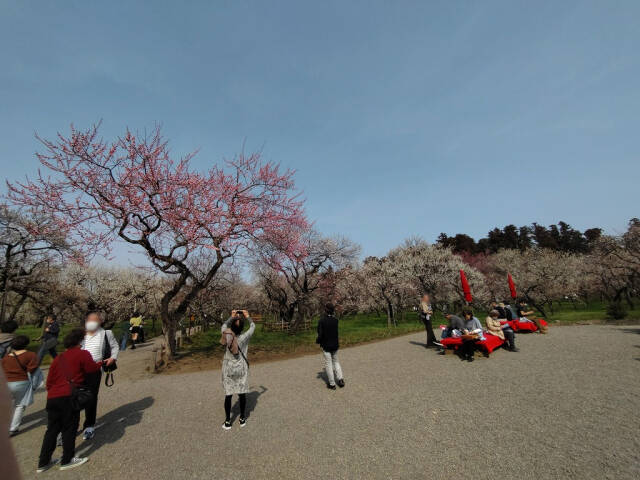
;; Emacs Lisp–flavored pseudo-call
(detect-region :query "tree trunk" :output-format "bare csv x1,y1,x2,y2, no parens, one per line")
162,310,177,357
386,301,394,327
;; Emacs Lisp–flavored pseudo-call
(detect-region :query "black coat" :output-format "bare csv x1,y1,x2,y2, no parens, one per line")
316,314,339,352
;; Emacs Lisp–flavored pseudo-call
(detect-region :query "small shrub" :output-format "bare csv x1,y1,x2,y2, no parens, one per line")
606,301,628,320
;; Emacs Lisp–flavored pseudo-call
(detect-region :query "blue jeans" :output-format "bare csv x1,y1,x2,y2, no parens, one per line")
8,380,30,432
120,330,129,351
441,327,452,339
37,339,58,363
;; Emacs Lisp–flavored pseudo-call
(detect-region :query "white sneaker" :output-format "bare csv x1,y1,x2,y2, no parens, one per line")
36,458,60,473
59,457,89,470
222,421,232,431
82,427,95,440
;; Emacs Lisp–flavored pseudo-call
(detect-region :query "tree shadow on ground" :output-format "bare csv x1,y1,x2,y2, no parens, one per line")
619,327,640,335
229,386,268,422
409,340,428,348
76,396,154,457
16,407,47,435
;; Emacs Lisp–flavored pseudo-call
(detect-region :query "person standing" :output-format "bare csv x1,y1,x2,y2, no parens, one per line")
316,303,345,390
36,314,60,364
37,328,100,472
119,317,130,352
80,311,119,440
220,310,255,430
2,336,40,436
419,294,440,348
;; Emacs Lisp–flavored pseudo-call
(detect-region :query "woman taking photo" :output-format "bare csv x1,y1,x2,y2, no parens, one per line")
1,335,40,436
220,310,255,430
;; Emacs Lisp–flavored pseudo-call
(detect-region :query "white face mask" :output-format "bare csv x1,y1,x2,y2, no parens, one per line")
85,321,100,332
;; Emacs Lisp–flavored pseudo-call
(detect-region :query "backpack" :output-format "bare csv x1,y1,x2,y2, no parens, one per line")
0,339,12,359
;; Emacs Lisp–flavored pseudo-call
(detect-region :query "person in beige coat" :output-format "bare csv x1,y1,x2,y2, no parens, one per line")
485,310,518,351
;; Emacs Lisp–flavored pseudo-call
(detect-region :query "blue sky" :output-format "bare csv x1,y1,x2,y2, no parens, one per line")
1,0,639,261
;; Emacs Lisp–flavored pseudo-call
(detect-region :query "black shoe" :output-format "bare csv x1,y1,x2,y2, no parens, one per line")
337,379,345,388
222,421,232,431
131,345,136,350
239,417,246,427
327,384,336,390
511,347,519,352
468,356,474,362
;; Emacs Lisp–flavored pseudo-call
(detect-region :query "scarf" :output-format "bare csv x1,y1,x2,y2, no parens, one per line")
220,329,239,355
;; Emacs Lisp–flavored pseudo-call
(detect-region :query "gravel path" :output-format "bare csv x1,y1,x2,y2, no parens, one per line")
9,325,640,479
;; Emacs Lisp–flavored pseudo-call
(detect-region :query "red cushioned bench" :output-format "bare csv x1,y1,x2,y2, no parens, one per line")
440,333,504,355
500,318,548,333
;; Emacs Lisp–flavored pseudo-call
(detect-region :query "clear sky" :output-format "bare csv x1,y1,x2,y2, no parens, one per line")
1,0,638,260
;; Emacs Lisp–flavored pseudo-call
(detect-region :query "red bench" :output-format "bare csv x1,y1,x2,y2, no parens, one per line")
440,333,505,355
500,318,548,333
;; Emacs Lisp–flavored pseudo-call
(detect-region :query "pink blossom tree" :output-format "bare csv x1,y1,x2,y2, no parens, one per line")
6,123,308,355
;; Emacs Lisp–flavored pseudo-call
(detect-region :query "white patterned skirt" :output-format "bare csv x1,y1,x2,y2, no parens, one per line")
221,356,249,395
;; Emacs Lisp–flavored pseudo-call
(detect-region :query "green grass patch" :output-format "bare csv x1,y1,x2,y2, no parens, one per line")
185,312,427,357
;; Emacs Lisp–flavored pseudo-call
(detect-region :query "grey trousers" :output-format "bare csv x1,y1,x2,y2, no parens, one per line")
322,350,343,386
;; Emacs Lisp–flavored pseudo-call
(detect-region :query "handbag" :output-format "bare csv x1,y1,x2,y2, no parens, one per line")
59,354,94,411
224,331,249,379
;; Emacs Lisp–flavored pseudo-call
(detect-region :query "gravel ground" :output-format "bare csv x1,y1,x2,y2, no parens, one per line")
9,325,640,480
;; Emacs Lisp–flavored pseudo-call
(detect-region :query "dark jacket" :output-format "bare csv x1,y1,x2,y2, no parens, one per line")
448,315,465,331
495,306,507,319
316,314,339,352
43,321,60,341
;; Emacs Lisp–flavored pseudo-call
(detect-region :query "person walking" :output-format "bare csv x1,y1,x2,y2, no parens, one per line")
220,310,255,430
2,336,40,436
128,312,143,349
80,311,119,440
316,303,345,390
37,328,101,472
419,294,440,347
36,314,60,364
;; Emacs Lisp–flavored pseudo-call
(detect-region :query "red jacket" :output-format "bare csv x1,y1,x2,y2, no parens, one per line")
46,346,101,399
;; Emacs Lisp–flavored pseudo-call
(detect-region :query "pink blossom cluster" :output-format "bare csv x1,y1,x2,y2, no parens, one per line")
6,123,309,266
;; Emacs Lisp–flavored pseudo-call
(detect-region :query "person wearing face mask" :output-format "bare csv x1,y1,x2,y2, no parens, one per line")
80,311,119,440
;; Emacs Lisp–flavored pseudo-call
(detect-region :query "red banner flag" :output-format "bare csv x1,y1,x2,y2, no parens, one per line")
459,269,473,303
508,273,517,299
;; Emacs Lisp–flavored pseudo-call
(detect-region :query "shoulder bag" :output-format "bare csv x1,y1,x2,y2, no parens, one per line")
59,353,94,411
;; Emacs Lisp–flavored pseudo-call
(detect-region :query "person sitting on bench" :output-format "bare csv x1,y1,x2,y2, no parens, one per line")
485,310,518,351
460,308,482,362
441,312,465,339
516,300,547,334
